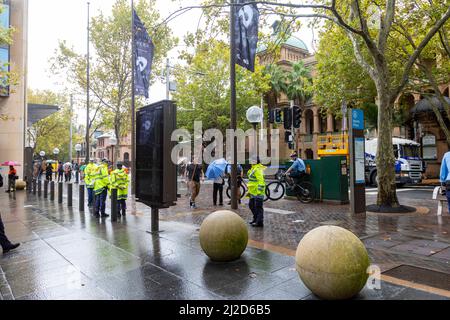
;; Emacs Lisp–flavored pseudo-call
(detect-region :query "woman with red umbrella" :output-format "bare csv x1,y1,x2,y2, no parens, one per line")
2,161,19,193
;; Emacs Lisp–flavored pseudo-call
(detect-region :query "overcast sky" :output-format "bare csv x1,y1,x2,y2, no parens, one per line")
27,0,317,123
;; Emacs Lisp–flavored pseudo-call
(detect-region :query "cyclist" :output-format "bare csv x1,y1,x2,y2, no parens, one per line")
285,152,306,184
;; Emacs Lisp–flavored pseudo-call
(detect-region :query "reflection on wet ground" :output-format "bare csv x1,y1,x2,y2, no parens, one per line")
0,184,449,300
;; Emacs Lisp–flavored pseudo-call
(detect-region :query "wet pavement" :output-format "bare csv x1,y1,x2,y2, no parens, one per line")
0,182,449,300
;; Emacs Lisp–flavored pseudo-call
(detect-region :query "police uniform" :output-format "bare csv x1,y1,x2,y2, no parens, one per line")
110,165,130,216
247,163,266,227
94,160,110,217
84,161,97,207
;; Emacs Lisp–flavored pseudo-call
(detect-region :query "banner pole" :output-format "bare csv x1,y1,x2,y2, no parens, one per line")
131,0,136,195
230,0,238,210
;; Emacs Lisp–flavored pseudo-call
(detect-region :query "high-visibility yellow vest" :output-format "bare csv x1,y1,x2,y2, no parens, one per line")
247,164,266,197
110,169,129,200
93,164,110,195
84,163,98,189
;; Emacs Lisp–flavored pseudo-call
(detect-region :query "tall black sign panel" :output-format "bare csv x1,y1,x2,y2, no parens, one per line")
136,100,177,208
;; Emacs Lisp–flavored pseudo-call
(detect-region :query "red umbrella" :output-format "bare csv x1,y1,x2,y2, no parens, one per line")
1,161,21,166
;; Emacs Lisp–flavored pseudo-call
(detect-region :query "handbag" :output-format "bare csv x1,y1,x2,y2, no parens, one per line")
187,164,198,192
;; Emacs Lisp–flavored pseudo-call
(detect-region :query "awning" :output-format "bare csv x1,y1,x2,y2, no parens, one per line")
410,96,450,114
27,104,60,127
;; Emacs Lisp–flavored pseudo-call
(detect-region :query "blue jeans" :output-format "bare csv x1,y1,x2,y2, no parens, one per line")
95,189,108,215
447,190,450,212
87,187,94,206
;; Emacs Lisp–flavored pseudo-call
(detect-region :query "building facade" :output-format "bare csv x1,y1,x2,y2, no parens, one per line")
258,34,449,178
0,0,28,178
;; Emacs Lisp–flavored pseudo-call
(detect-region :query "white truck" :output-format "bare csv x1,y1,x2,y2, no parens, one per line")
365,138,423,187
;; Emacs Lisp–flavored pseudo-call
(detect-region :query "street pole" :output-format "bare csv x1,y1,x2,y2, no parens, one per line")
230,0,238,210
85,2,90,163
130,0,136,195
69,94,73,162
166,58,170,100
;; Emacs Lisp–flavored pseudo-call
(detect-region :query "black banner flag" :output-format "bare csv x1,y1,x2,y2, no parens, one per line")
133,9,154,98
234,0,259,72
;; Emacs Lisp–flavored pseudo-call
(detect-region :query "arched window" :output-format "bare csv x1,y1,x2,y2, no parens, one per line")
124,153,130,162
305,149,314,160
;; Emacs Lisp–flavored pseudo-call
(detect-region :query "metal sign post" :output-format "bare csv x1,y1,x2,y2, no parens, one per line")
349,108,366,214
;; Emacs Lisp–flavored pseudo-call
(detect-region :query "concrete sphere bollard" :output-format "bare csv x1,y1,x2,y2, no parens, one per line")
199,210,248,262
295,226,370,300
15,180,26,191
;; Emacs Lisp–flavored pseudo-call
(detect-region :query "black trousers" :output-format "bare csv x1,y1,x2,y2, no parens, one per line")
213,183,223,205
0,214,12,249
249,197,264,225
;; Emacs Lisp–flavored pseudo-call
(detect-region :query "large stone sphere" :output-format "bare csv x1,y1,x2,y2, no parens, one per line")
199,210,248,262
15,180,26,190
296,226,370,300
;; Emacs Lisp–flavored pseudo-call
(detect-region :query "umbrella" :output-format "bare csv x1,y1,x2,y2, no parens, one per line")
205,158,228,180
1,161,21,166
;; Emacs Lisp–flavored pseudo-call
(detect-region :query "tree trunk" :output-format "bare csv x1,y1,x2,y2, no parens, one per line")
114,122,120,166
376,90,400,207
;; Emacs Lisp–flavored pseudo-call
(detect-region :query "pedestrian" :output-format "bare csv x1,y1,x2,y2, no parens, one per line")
110,162,130,217
185,157,204,209
57,162,64,182
93,158,110,218
45,163,53,182
5,165,17,193
79,161,87,182
64,162,72,182
213,171,225,206
440,150,450,214
84,159,97,207
225,162,244,205
0,212,20,254
247,157,266,228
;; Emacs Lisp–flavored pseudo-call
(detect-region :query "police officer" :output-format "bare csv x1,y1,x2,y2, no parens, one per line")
84,159,97,207
440,150,450,214
247,157,266,228
110,162,130,217
93,159,110,218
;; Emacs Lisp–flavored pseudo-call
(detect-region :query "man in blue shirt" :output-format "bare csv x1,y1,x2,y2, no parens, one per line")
285,152,306,183
440,151,450,213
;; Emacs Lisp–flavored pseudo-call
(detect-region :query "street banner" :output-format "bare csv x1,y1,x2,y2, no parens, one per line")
133,9,154,98
234,0,259,72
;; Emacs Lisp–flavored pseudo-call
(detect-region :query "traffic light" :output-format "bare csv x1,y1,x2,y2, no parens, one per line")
288,142,295,150
283,107,292,130
275,109,282,123
268,109,275,124
293,106,302,128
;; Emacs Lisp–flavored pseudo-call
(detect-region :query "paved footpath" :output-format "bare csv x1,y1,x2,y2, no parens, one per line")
0,182,449,300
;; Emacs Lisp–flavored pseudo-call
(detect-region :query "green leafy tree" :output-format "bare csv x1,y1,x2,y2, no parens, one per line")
27,89,78,162
51,0,177,163
174,40,270,133
286,61,313,107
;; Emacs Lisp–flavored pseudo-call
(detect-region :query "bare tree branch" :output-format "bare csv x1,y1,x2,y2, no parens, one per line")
378,0,396,53
392,5,450,100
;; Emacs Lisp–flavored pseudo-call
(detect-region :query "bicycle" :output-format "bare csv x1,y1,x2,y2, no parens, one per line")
266,172,315,203
225,178,270,202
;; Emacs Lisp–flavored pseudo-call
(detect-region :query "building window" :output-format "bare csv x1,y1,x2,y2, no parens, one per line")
422,134,437,160
0,1,10,97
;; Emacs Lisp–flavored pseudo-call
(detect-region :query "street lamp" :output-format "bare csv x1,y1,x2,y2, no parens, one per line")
75,144,82,184
109,137,117,168
246,106,264,162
